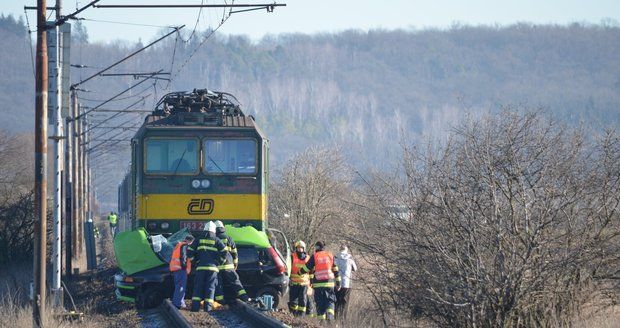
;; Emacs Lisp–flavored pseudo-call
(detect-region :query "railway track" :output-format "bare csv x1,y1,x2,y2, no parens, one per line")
147,299,288,328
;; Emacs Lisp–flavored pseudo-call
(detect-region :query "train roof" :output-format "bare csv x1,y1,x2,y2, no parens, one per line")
143,113,256,128
143,89,256,128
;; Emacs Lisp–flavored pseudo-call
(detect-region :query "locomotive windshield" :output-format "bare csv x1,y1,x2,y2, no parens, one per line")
204,139,257,174
145,139,199,174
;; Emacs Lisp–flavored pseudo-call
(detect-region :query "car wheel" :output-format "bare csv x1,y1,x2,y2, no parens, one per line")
136,285,164,309
255,286,281,308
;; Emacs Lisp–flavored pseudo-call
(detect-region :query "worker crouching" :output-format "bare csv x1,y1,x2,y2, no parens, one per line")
190,221,227,312
289,240,310,316
300,241,340,321
170,234,195,309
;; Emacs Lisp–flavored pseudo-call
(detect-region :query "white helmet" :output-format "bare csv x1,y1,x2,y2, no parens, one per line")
204,221,216,233
214,220,224,229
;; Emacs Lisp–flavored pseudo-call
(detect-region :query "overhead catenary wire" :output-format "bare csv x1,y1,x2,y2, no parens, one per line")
70,27,182,90
78,83,153,102
178,0,206,43
79,17,177,29
171,3,233,80
164,32,179,91
24,8,36,79
75,72,160,121
80,94,149,136
88,129,134,154
89,120,143,142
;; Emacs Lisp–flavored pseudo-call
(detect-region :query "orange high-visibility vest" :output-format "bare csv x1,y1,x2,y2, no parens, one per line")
290,252,310,285
313,251,335,281
170,241,191,274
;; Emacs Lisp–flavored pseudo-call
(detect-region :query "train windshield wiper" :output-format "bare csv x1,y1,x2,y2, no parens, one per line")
207,155,225,173
172,148,188,177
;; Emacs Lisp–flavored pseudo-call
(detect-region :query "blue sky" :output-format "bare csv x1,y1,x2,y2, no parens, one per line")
3,0,619,43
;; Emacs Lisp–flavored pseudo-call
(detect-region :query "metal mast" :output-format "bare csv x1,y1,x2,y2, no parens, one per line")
52,0,64,309
34,0,48,325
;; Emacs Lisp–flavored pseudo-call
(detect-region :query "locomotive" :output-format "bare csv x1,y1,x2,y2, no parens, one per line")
117,89,270,235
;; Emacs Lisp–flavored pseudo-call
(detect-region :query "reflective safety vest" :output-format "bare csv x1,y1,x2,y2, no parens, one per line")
313,251,335,281
290,252,310,286
108,214,117,225
170,241,191,273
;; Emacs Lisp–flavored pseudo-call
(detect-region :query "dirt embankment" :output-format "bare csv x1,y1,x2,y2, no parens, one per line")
265,309,321,328
182,309,221,327
62,219,140,328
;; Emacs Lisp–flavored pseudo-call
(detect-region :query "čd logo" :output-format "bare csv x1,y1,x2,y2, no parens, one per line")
187,198,214,215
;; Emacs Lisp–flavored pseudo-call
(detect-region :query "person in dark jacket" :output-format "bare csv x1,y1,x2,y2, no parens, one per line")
214,220,248,304
190,221,227,312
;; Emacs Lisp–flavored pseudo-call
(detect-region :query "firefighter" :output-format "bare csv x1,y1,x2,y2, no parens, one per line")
214,220,249,304
170,234,195,309
107,211,118,238
289,240,310,316
190,221,227,312
300,241,340,321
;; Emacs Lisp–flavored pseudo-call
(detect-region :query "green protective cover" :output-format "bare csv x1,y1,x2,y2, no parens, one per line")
114,228,165,275
225,225,271,248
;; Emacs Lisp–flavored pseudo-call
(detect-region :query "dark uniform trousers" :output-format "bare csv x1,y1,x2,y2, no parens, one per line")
335,287,352,319
191,269,218,311
215,269,248,303
314,287,336,320
306,293,315,317
288,285,308,315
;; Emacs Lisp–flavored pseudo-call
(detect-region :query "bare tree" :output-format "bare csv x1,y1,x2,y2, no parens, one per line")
0,130,40,264
347,112,620,327
269,146,352,246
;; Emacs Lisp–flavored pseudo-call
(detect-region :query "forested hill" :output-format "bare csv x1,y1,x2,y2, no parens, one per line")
1,14,619,165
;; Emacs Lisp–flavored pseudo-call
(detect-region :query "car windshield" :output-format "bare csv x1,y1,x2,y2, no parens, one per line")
204,139,257,174
145,139,198,174
237,247,259,266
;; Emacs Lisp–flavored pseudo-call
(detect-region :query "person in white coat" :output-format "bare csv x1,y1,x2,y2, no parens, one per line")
334,244,357,319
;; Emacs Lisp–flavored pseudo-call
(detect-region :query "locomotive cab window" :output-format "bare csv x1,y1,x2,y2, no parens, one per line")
203,139,257,174
145,139,199,174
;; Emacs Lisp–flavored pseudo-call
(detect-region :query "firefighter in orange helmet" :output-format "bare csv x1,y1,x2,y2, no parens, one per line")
300,241,340,321
289,240,310,316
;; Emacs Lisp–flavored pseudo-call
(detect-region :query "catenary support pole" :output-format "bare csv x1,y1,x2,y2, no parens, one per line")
34,0,48,326
80,108,86,254
52,0,64,308
73,103,81,260
76,108,82,256
64,91,74,277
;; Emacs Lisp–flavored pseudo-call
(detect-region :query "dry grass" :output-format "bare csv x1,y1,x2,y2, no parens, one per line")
0,290,106,328
0,220,138,328
573,305,620,328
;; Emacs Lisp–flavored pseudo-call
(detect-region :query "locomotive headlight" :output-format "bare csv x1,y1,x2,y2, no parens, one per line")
201,179,211,188
147,222,157,231
160,222,170,230
191,179,201,189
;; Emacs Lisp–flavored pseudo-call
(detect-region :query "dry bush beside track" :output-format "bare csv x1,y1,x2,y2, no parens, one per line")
269,145,353,245
270,112,620,327
345,111,620,327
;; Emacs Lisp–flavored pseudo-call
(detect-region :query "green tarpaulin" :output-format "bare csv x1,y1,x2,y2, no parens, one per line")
113,226,271,275
114,228,165,275
226,225,271,248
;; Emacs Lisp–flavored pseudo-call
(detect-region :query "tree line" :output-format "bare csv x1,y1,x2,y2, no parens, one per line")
269,111,620,327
